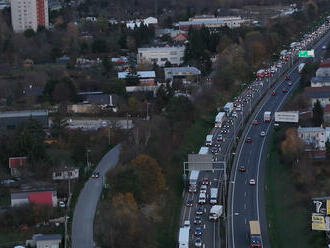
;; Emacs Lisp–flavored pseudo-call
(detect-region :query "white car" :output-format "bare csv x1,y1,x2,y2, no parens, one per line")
260,131,266,137
249,179,256,185
322,45,327,50
59,201,66,208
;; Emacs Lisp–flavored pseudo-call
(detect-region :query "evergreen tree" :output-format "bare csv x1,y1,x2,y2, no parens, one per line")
312,100,323,126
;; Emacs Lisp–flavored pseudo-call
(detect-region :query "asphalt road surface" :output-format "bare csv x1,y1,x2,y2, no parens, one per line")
71,144,121,248
228,26,330,248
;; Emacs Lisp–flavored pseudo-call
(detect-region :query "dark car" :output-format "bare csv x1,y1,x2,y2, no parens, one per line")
194,227,202,236
239,166,246,172
246,137,252,143
91,172,100,179
194,216,202,224
271,91,276,96
186,199,193,207
202,178,209,185
196,207,204,215
285,75,290,80
282,88,288,93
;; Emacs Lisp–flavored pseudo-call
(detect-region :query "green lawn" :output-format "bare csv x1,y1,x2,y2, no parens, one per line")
265,132,324,248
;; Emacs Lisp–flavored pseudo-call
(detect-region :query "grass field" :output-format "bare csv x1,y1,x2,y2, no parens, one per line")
265,131,325,248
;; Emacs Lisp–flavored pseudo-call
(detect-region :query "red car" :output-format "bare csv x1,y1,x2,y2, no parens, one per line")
285,75,290,80
239,166,246,172
253,120,259,125
271,91,276,96
246,137,252,143
282,88,288,93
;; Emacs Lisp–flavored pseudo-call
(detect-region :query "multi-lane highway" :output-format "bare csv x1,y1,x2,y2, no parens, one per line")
228,23,330,248
179,19,330,248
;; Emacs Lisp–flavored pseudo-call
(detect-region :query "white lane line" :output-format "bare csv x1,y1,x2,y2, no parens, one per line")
244,192,247,197
245,218,247,225
244,203,247,209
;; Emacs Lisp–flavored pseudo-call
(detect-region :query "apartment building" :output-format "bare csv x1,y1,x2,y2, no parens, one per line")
11,0,49,32
137,46,185,66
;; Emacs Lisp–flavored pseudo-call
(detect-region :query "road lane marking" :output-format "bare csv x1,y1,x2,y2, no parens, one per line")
244,203,247,209
245,218,247,224
244,192,247,197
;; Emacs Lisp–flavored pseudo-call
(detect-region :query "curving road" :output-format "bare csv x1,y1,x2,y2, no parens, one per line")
71,144,121,248
228,25,330,248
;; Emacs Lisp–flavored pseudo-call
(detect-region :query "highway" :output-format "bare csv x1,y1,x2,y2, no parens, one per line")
228,23,330,248
179,19,330,248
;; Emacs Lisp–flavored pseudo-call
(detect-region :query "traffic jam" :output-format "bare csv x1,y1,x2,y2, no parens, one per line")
178,18,330,248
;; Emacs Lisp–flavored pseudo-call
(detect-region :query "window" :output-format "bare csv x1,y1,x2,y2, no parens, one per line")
68,171,72,177
55,172,62,177
160,58,168,61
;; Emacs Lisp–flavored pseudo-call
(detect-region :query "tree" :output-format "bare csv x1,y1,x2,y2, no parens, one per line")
280,128,304,165
24,29,35,38
102,57,113,76
312,100,323,126
43,78,77,103
166,96,194,124
92,39,107,53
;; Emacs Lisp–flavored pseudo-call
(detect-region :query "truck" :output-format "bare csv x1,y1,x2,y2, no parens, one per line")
264,111,271,122
205,134,213,146
210,188,218,204
249,221,262,248
209,205,223,221
256,69,265,78
199,147,208,155
275,111,299,123
298,63,306,73
215,112,226,128
224,102,234,116
189,170,199,193
178,227,189,248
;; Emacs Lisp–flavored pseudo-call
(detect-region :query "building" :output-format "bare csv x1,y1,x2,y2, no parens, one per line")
304,86,330,108
11,189,58,207
137,46,185,66
0,109,49,130
164,66,201,81
316,59,330,77
297,126,326,150
118,71,156,85
11,0,49,32
86,94,119,111
178,16,248,30
26,234,62,248
126,16,158,29
311,77,330,87
173,33,188,43
9,156,27,177
52,167,79,180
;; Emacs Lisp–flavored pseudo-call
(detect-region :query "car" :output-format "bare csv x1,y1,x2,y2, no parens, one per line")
253,120,259,125
202,178,209,185
194,216,202,224
285,75,290,80
271,91,276,96
322,45,327,50
59,201,66,208
246,137,252,143
200,185,207,193
196,207,204,215
217,134,223,141
186,199,193,207
249,179,256,185
282,88,288,93
288,81,293,86
91,172,100,179
239,166,246,172
184,220,190,228
232,111,238,118
195,238,202,247
194,227,202,236
260,131,266,137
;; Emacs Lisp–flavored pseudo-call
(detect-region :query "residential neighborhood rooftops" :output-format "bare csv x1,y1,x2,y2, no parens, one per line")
304,86,330,98
118,71,156,79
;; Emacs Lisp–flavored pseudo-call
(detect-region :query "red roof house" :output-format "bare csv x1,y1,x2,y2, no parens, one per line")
9,157,27,177
28,192,53,206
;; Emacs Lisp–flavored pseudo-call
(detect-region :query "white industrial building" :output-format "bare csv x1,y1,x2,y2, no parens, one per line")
297,126,326,150
11,0,49,32
137,46,185,66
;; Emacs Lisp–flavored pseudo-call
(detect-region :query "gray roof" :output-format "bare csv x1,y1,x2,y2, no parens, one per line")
179,19,225,25
33,234,62,241
118,71,155,79
297,127,324,132
311,77,330,83
86,94,119,106
138,46,185,52
304,87,330,98
164,66,201,75
0,110,48,118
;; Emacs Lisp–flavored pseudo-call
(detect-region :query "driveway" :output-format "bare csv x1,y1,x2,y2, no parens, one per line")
71,144,121,248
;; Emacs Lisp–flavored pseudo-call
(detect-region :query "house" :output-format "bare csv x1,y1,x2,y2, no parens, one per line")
164,66,201,81
126,17,158,29
52,167,79,180
9,157,27,177
137,46,185,66
311,77,330,87
11,188,58,207
0,109,49,130
118,71,156,85
86,94,119,111
316,59,330,77
304,86,330,107
173,33,188,43
26,234,62,248
297,127,326,151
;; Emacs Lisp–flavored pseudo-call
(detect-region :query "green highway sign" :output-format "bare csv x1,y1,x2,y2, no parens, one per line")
299,50,315,58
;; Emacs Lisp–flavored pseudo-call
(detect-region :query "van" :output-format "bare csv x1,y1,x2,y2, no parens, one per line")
198,192,206,204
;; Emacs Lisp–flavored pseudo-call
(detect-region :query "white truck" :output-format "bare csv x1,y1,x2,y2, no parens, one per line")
215,112,226,128
224,102,234,115
205,134,213,146
298,63,306,73
264,111,271,122
209,205,223,221
210,188,218,204
189,170,199,193
178,227,189,248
